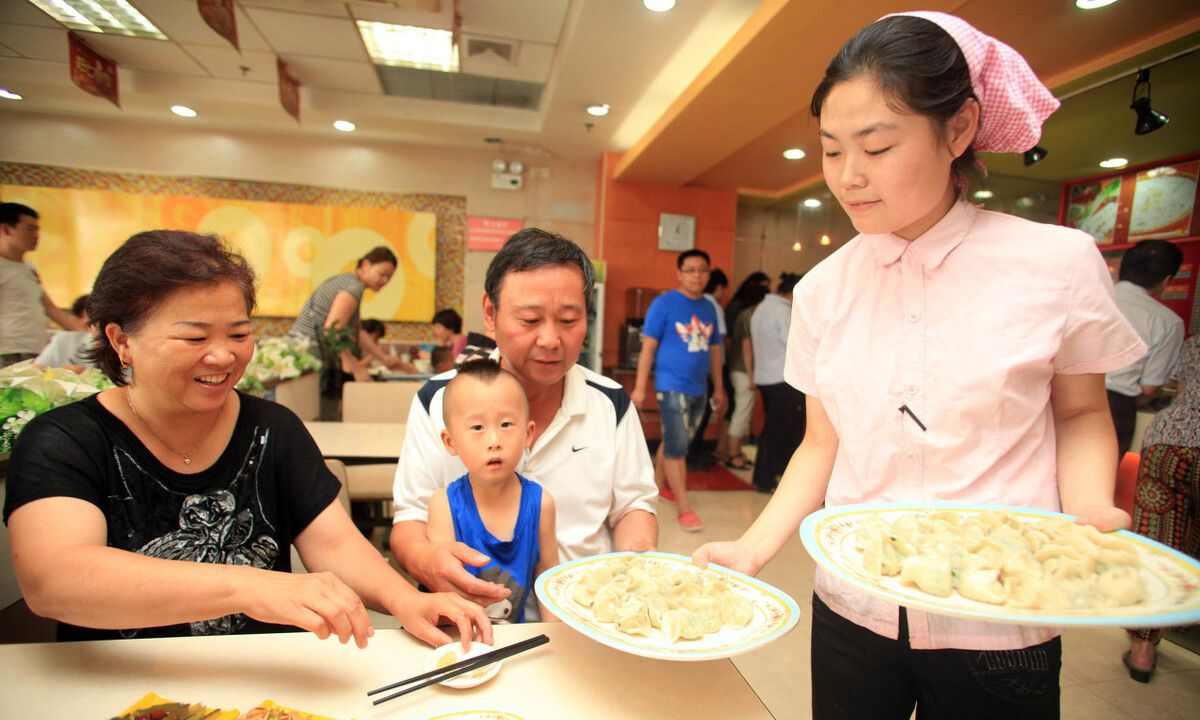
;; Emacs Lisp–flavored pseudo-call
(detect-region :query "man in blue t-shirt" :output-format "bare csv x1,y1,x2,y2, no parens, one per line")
631,249,727,532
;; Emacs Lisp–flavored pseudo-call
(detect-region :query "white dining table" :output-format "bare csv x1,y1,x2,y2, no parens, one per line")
2,622,776,719
304,421,406,462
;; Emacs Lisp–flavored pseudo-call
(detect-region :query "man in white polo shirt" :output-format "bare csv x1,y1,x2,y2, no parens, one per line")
390,228,658,610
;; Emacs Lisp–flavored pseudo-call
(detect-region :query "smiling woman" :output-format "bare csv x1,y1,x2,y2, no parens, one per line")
1,230,492,650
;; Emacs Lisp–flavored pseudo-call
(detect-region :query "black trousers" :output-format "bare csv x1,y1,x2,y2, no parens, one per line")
751,382,805,489
811,594,1061,720
1107,389,1138,460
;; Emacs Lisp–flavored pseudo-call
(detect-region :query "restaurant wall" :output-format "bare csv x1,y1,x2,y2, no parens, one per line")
595,152,736,369
0,111,598,336
733,200,856,288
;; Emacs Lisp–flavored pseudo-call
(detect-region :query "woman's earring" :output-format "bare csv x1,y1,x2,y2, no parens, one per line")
120,355,129,370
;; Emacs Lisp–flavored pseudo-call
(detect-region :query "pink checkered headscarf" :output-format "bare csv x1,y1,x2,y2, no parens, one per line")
885,11,1059,153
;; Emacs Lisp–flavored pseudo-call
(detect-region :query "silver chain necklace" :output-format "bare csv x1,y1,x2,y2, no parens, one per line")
125,390,222,466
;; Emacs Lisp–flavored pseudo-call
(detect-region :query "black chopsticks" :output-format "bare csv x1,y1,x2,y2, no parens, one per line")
368,634,550,706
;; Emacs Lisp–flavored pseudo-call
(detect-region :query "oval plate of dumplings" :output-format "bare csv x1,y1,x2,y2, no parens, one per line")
800,502,1200,627
535,551,800,661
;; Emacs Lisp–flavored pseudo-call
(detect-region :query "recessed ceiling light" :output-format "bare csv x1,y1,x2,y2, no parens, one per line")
0,89,22,101
802,198,822,208
791,241,802,252
972,190,994,199
357,20,459,72
333,120,356,132
28,0,167,39
586,104,610,117
1099,157,1128,169
1075,0,1119,9
170,105,197,118
644,0,677,12
819,235,831,246
783,148,806,160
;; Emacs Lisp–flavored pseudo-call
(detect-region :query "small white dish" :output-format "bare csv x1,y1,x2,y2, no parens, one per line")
423,642,502,689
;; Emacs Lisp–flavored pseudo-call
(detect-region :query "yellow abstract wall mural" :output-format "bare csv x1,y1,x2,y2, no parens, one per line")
0,184,438,322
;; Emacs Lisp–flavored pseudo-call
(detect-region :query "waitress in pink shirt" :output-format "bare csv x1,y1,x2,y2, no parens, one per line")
695,12,1145,720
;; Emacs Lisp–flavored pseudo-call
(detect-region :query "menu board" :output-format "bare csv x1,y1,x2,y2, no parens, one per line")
1065,158,1200,246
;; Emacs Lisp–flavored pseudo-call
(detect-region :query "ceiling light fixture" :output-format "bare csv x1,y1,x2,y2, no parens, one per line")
358,21,459,72
1023,145,1048,166
791,241,802,252
586,104,610,117
170,105,197,118
28,0,167,39
1099,158,1128,169
644,0,677,12
0,89,22,101
1074,0,1119,9
333,120,356,132
972,190,994,200
782,148,806,160
819,235,831,246
1130,69,1169,135
803,198,822,208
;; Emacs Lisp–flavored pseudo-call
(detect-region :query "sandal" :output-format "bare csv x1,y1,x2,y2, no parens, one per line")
1122,650,1156,683
725,455,753,469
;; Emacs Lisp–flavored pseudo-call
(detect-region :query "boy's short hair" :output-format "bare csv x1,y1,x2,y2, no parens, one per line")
431,345,454,369
442,357,529,424
360,318,385,339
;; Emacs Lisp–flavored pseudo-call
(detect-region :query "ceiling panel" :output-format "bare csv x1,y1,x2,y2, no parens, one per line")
79,34,208,76
0,1,61,27
283,54,383,95
0,23,67,62
184,45,278,83
460,0,569,45
244,7,367,61
135,0,272,51
240,0,350,19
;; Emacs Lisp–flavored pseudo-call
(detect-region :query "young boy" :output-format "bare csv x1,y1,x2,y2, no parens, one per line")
427,358,559,622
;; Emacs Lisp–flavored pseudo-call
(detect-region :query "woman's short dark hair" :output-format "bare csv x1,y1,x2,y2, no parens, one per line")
484,228,594,311
704,268,728,293
358,246,398,268
86,230,257,384
431,308,462,334
811,15,979,190
1119,240,1184,289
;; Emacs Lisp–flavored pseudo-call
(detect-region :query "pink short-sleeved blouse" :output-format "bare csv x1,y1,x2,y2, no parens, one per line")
786,200,1146,650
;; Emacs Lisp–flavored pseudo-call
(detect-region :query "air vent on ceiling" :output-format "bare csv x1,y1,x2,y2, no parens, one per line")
464,37,519,67
375,66,542,110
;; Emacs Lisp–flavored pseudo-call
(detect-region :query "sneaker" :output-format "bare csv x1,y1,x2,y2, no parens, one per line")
677,511,703,532
658,486,677,503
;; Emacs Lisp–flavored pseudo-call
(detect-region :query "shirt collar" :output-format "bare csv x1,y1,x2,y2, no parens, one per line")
871,200,977,270
1115,280,1150,298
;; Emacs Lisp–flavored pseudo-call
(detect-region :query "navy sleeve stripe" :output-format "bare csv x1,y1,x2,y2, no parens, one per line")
418,377,452,413
585,379,630,424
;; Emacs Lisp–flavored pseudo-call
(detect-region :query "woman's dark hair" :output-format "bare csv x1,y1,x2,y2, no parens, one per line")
704,268,728,294
1119,240,1184,289
485,228,594,311
360,318,386,339
86,230,257,384
724,272,771,328
70,294,90,318
431,308,463,334
810,15,979,189
358,246,398,268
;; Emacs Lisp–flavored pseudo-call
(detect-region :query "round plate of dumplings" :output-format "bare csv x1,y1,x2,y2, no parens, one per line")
535,551,800,660
800,502,1200,627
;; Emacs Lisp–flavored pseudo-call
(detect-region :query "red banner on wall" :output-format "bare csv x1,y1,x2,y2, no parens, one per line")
277,58,300,122
198,0,238,51
468,216,523,251
68,33,119,108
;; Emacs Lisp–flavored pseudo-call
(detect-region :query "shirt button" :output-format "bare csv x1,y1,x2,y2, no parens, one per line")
908,312,921,323
905,385,918,396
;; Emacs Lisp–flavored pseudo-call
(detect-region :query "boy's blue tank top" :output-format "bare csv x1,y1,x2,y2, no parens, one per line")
447,473,542,623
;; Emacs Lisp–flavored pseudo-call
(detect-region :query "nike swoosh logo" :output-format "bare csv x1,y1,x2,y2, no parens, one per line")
571,445,587,452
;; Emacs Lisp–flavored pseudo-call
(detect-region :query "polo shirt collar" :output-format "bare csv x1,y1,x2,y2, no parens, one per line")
871,199,976,270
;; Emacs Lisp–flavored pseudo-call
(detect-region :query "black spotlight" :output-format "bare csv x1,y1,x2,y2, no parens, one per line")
1130,69,1169,135
1023,145,1048,166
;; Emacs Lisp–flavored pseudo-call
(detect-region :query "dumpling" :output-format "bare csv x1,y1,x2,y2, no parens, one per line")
615,595,653,637
643,591,674,629
899,554,953,597
661,608,706,642
592,583,625,622
572,582,597,607
718,593,754,629
957,568,1008,605
1096,566,1144,606
684,596,722,634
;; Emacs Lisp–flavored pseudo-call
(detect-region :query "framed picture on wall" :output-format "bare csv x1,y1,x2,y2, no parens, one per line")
658,213,695,251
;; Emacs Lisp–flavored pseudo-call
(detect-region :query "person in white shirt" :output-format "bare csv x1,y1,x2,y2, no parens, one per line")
34,295,96,370
0,203,86,367
749,273,802,493
390,229,658,613
1104,239,1185,460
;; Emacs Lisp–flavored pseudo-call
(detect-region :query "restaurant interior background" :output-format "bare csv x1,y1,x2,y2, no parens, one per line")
1,0,1198,368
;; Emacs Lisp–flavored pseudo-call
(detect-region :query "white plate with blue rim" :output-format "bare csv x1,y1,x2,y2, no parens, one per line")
535,551,800,661
800,501,1200,627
